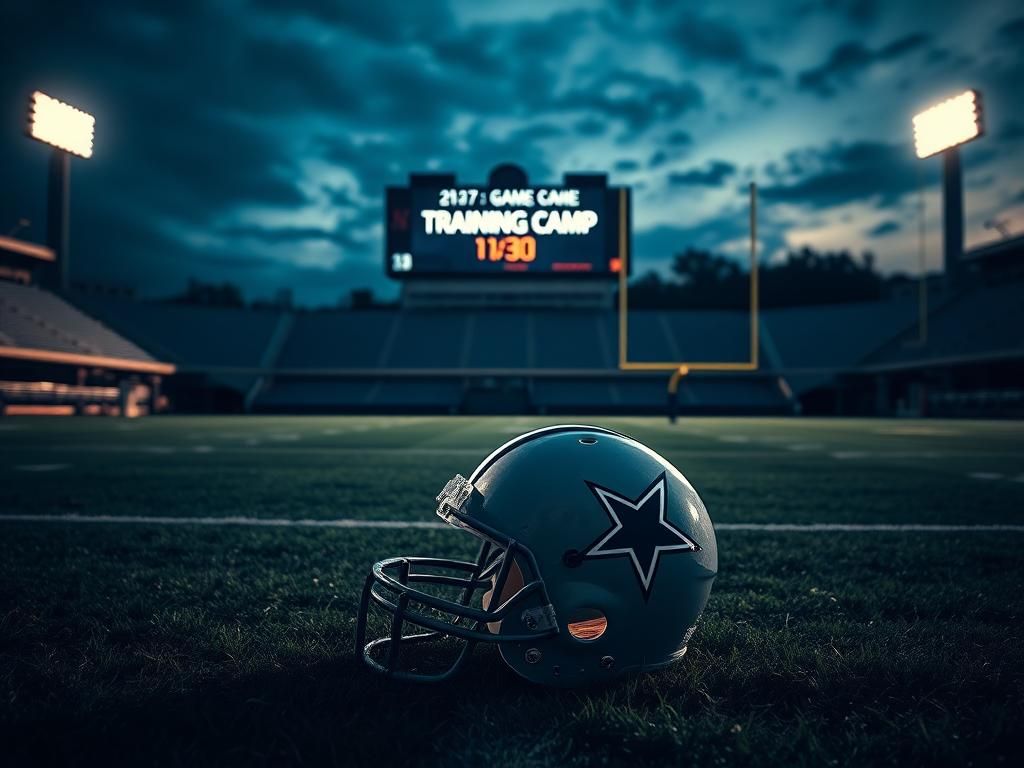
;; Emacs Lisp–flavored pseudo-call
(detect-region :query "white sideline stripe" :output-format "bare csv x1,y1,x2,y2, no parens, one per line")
715,523,1024,532
1,514,1023,533
0,514,448,529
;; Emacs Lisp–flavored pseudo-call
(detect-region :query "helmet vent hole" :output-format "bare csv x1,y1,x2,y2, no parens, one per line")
567,609,607,641
578,437,598,445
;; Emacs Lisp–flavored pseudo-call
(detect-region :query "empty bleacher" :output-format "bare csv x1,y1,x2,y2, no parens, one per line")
73,297,281,368
385,313,468,369
83,294,987,414
277,312,397,369
463,312,530,368
7,263,1018,416
762,299,918,395
862,282,1024,369
533,312,612,369
0,281,154,361
627,311,752,364
0,283,172,416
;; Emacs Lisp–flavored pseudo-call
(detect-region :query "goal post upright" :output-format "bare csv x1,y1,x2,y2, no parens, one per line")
618,183,759,372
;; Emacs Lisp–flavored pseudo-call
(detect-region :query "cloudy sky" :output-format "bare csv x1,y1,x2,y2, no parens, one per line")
2,0,1022,305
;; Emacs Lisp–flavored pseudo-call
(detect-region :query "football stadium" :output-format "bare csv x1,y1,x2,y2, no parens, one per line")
2,2,1024,766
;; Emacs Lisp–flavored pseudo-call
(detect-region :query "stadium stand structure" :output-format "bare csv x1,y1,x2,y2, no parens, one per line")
73,296,285,412
856,280,1024,417
1,281,152,360
69,293,942,415
206,305,779,411
0,281,173,415
39,231,1020,417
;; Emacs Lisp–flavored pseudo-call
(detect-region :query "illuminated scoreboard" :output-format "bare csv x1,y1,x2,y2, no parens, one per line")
386,167,630,278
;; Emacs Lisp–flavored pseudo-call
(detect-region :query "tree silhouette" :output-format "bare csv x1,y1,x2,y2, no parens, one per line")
624,247,885,309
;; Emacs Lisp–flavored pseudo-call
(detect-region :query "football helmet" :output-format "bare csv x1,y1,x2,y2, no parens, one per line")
355,425,718,686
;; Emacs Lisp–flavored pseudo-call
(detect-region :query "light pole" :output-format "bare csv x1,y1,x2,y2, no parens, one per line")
912,89,984,285
26,91,95,293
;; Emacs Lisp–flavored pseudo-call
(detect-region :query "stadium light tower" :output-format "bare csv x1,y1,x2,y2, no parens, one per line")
26,91,95,292
912,89,983,284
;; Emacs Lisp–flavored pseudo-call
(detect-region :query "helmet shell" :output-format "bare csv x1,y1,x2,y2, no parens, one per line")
469,426,718,686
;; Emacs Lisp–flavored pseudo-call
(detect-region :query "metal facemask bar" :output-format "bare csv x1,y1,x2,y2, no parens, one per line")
354,475,559,682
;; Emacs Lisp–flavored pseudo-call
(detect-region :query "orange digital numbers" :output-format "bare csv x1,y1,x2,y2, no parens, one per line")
474,235,537,263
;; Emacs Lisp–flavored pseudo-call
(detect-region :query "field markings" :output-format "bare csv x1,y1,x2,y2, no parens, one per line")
23,444,1023,461
2,514,1023,534
968,472,1004,480
875,426,961,437
831,450,869,460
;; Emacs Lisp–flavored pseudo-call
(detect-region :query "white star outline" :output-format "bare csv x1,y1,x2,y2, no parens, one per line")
582,474,700,597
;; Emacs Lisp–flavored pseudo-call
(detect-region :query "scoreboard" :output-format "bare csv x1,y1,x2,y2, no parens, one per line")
385,170,629,279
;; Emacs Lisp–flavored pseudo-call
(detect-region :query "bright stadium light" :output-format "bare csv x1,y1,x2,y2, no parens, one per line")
23,90,97,291
911,88,985,288
913,89,983,159
28,91,95,159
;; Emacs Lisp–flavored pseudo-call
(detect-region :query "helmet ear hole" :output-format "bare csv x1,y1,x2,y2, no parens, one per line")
567,609,608,641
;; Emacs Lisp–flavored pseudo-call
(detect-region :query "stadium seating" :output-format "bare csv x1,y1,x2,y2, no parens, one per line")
277,312,398,369
530,312,609,369
85,289,1017,415
73,296,281,367
385,313,467,369
862,282,1024,367
762,298,919,394
463,311,530,368
0,281,153,361
628,311,752,364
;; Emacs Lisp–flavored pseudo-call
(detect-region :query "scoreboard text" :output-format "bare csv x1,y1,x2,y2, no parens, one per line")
386,181,628,278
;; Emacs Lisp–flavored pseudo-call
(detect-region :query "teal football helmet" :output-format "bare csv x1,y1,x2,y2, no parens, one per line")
355,425,718,686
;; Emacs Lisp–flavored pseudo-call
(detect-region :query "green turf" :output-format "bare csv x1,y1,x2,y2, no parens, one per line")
1,416,1023,766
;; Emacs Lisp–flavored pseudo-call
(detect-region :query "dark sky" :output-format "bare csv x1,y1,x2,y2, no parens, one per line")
2,0,1022,305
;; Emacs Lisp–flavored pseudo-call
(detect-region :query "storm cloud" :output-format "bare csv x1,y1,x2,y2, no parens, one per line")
0,0,1021,304
798,34,930,97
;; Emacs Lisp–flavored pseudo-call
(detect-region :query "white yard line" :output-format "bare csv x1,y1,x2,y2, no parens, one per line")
968,472,1004,480
0,514,448,529
714,523,1024,532
22,445,1022,460
0,514,1022,533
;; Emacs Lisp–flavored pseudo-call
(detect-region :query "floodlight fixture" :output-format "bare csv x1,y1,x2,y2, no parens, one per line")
28,91,95,159
911,88,986,291
913,90,982,159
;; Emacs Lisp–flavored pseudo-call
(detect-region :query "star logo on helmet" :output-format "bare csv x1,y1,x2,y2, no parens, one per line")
580,473,699,600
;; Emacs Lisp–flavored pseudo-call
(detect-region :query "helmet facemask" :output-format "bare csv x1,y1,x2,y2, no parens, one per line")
354,475,558,682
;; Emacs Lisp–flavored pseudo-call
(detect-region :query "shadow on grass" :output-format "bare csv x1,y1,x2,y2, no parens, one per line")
7,648,558,767
7,629,1024,768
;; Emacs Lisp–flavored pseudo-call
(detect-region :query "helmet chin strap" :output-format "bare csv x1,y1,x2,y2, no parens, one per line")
482,557,525,634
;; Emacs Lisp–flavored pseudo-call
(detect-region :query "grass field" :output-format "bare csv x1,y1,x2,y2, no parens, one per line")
2,416,1023,767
